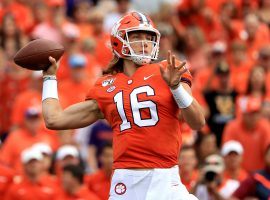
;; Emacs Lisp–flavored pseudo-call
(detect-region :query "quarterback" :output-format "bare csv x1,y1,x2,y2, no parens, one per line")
42,12,205,200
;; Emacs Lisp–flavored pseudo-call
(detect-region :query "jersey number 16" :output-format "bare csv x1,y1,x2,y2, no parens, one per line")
114,86,159,131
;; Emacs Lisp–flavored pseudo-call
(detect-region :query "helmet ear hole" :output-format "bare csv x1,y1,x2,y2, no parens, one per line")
122,47,130,54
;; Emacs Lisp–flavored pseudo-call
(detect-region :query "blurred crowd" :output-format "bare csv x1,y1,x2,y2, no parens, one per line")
0,0,270,199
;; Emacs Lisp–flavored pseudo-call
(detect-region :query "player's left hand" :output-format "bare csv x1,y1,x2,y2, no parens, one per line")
159,51,187,89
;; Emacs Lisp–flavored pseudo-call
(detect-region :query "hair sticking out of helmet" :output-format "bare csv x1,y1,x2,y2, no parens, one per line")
110,12,160,65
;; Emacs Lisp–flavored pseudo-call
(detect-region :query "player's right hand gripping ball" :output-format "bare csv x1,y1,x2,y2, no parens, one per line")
13,39,65,71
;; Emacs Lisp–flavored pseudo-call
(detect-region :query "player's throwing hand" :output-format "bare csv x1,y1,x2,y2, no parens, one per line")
43,56,58,76
159,51,187,89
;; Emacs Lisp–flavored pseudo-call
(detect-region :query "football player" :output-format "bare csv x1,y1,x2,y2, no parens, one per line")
42,12,205,200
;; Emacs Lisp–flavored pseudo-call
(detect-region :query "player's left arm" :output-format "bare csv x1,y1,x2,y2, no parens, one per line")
160,51,205,130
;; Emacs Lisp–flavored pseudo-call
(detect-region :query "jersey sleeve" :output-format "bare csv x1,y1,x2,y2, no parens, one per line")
85,78,104,113
85,77,103,101
160,60,193,87
85,76,112,114
85,85,97,101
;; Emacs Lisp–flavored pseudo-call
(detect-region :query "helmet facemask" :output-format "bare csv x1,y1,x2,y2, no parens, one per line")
115,28,160,65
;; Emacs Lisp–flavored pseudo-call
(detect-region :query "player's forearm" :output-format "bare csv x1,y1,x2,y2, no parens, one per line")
181,99,205,130
171,83,205,130
42,74,66,129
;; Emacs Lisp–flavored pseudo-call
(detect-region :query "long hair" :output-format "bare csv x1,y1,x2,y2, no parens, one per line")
103,55,124,75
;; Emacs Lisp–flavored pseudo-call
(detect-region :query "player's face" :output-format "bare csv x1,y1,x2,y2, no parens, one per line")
128,31,154,57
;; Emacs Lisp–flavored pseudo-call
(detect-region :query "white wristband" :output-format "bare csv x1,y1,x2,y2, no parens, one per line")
42,79,59,101
170,84,193,108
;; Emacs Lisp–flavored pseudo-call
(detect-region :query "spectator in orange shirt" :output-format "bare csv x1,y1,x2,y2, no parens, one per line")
205,0,239,15
182,26,209,74
58,54,93,108
216,1,240,43
4,148,57,200
56,32,82,82
28,1,49,33
72,0,94,40
11,71,42,130
89,8,113,69
228,40,252,95
10,70,58,148
31,142,60,189
0,106,55,173
32,143,53,175
0,163,15,198
85,142,113,200
177,0,227,42
0,0,33,33
222,96,270,172
0,61,30,138
193,40,227,93
235,66,267,118
58,164,100,200
236,13,270,60
221,140,248,182
31,0,78,45
179,145,199,192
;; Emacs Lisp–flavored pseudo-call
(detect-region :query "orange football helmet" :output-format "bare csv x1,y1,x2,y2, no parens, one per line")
110,12,160,65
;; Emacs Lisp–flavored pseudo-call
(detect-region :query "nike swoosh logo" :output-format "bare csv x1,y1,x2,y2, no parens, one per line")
144,74,154,80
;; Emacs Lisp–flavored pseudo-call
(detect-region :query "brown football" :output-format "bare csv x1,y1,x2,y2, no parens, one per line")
13,39,65,71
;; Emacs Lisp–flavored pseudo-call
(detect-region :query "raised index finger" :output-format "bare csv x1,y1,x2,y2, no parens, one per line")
167,50,172,66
